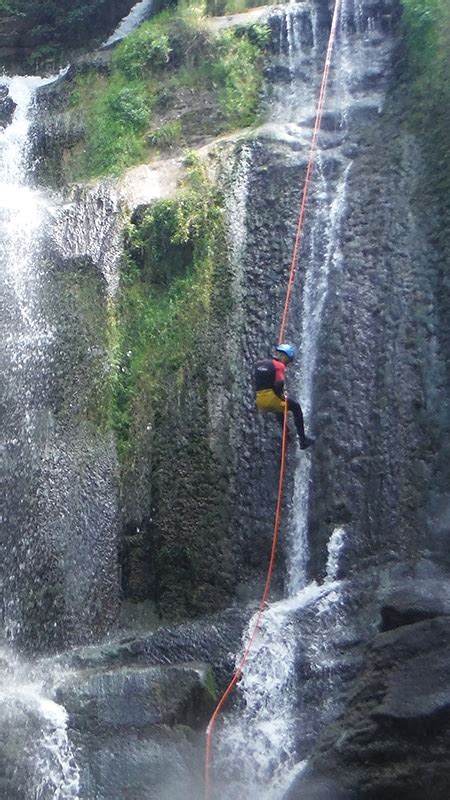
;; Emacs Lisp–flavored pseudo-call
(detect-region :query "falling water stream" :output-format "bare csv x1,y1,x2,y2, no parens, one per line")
102,0,154,48
1,76,80,799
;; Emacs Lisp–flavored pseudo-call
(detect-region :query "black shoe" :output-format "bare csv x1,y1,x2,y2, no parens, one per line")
299,435,315,450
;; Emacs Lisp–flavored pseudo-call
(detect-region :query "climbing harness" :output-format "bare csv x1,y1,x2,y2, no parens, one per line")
204,1,343,797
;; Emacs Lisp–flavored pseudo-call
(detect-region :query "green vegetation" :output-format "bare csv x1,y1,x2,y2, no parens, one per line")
111,153,228,462
67,5,269,179
147,119,183,148
401,0,450,194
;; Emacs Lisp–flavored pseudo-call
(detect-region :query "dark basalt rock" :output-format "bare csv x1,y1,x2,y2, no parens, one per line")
380,581,450,631
45,608,250,799
284,616,450,800
56,662,216,732
0,84,16,128
54,606,250,691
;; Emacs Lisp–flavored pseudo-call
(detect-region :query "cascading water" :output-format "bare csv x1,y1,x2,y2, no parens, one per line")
1,74,56,642
0,1,402,796
0,650,80,799
214,1,395,795
1,75,81,799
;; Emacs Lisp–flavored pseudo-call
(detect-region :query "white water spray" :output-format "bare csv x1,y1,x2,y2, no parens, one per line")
215,582,337,800
0,651,80,799
1,77,80,797
1,76,54,327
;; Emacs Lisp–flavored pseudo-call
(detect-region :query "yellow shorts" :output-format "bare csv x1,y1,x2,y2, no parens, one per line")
255,389,286,414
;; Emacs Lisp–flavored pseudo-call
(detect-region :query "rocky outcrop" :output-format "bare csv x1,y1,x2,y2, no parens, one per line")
45,607,247,799
56,606,250,690
285,610,450,800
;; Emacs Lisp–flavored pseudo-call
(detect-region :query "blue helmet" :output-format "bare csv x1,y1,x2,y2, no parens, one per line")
276,342,296,360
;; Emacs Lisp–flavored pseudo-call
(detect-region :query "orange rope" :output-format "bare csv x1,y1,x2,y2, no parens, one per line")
204,2,342,797
279,0,343,343
204,406,289,800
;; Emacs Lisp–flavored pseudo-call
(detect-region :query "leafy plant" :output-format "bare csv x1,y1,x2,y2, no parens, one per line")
213,28,266,125
400,0,450,173
147,119,183,148
205,0,276,15
108,86,151,130
114,25,172,78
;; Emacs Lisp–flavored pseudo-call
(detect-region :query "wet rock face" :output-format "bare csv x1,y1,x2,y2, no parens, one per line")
59,606,250,692
307,73,449,582
49,608,248,800
0,85,16,128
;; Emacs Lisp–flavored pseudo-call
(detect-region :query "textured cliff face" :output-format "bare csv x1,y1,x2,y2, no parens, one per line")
277,0,450,796
308,94,447,581
119,140,300,620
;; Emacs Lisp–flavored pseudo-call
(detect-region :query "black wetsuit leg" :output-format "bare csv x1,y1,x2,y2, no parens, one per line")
275,399,306,444
286,398,306,445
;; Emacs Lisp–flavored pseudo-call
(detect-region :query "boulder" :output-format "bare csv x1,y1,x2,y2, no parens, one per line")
54,605,250,692
54,661,216,800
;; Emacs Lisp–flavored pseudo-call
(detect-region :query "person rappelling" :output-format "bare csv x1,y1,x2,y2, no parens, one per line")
254,343,315,449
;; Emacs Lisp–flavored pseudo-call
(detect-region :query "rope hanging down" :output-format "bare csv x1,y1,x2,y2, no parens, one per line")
204,2,343,797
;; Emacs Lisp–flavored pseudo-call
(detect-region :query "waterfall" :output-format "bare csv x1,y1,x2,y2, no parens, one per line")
0,74,82,798
0,649,80,799
214,0,394,794
102,0,154,48
1,74,57,641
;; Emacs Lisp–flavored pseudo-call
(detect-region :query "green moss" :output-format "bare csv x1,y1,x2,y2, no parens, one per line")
66,4,269,179
213,26,269,125
401,0,450,197
66,71,150,180
111,154,229,464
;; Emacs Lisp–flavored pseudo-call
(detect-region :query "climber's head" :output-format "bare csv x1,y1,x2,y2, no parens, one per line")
275,343,296,364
